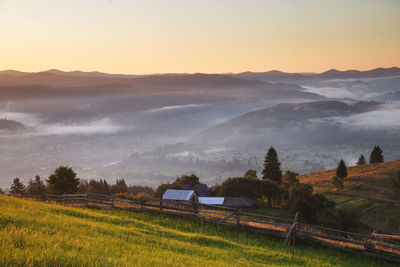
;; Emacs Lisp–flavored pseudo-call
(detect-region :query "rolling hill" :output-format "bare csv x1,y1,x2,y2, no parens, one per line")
298,160,400,233
0,195,392,266
0,71,324,101
0,119,27,133
194,100,386,146
298,160,400,202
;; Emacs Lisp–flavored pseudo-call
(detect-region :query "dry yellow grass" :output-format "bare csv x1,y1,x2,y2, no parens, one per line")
298,160,400,202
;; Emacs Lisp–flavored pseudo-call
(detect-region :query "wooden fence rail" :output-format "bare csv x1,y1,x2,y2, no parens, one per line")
15,193,400,264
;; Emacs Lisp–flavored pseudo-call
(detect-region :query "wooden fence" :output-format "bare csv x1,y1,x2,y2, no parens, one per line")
18,193,400,264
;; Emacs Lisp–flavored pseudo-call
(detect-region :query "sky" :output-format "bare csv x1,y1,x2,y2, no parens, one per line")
0,0,399,74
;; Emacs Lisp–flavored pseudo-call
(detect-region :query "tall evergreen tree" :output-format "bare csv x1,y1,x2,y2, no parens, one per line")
27,175,46,195
369,146,384,163
46,166,79,194
10,178,25,195
356,155,366,165
336,159,348,179
262,147,282,183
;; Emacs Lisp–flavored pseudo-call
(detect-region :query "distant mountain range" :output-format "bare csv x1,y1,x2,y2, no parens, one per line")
235,67,400,82
1,67,399,86
0,70,324,101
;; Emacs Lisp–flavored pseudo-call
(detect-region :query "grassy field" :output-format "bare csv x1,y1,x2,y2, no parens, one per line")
0,196,395,266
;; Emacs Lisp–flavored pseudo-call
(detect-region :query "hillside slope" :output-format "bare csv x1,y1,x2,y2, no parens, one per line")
0,196,391,266
298,160,400,202
298,160,400,233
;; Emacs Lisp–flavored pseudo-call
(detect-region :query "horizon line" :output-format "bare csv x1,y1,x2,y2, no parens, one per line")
0,66,399,77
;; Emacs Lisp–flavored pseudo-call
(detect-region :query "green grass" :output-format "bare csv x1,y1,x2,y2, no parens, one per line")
326,195,380,213
0,196,394,266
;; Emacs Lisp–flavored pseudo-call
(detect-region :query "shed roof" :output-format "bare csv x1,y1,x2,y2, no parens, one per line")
198,197,225,205
162,189,195,201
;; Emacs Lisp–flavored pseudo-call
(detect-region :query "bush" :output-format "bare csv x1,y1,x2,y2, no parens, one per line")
114,192,152,201
384,216,400,232
389,170,400,198
332,176,344,191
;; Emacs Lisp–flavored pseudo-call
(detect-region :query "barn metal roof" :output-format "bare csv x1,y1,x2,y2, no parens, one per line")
198,197,225,205
162,189,195,201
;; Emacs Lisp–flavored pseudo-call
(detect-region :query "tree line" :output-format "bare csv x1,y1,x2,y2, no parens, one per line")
6,166,154,197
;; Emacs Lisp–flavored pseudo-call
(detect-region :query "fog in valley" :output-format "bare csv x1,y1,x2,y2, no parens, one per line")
1,68,400,188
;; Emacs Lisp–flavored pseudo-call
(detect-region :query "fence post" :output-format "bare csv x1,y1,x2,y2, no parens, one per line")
365,229,377,251
85,193,88,207
284,211,300,246
235,208,240,226
111,197,114,209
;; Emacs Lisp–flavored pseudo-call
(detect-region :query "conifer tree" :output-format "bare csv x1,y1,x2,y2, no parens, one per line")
262,147,282,183
369,146,384,163
46,166,79,194
27,175,46,195
10,178,25,195
336,159,348,179
356,155,366,165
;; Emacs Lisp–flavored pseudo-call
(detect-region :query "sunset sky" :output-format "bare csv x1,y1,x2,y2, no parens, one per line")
0,0,399,74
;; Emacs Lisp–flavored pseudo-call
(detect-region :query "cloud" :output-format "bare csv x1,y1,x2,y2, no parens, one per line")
146,104,205,113
0,111,125,136
38,118,124,135
0,111,41,126
316,104,400,130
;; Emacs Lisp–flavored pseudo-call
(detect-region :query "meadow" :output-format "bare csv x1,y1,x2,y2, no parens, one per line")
0,195,394,266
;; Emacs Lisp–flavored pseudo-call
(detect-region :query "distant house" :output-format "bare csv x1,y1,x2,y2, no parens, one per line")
223,197,256,207
182,183,212,197
162,189,197,201
200,196,256,207
198,197,225,205
162,189,256,208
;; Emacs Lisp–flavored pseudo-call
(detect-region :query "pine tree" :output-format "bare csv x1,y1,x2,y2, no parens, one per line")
356,155,366,165
27,175,46,195
336,159,348,179
262,147,282,183
10,178,25,195
370,146,384,163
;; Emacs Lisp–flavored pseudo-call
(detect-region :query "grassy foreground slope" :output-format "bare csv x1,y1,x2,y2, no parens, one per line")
0,196,393,267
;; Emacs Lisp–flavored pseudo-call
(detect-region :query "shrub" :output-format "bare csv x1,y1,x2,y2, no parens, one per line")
332,176,344,191
384,216,400,232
